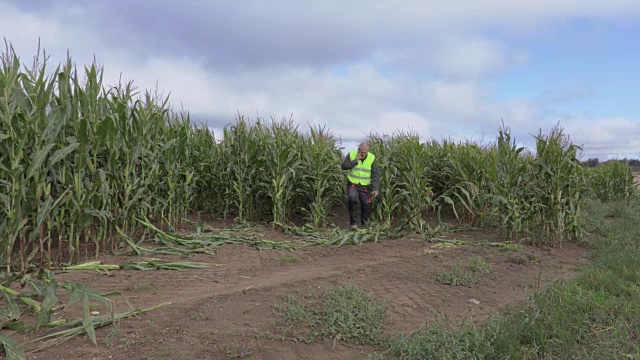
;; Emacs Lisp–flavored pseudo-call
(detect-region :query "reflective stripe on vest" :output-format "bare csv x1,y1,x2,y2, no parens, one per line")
347,149,375,185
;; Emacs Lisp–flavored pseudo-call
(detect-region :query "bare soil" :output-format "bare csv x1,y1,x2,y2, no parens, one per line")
15,216,588,360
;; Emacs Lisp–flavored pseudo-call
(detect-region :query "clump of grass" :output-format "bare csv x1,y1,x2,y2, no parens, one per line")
323,284,388,346
527,253,541,263
273,284,388,346
388,314,489,360
506,253,528,265
435,265,478,287
468,256,492,274
506,252,541,265
190,310,208,321
133,284,154,293
279,255,300,263
436,257,492,287
272,293,322,343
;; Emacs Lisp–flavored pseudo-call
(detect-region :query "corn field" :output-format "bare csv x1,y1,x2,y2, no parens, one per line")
0,46,636,273
0,47,347,272
367,126,621,246
587,160,636,203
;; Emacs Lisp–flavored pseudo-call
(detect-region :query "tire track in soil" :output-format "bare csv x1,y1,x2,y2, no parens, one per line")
33,237,587,360
83,241,429,308
57,239,583,329
359,262,440,332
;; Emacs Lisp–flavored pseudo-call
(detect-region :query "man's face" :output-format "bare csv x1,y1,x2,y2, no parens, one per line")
358,147,369,159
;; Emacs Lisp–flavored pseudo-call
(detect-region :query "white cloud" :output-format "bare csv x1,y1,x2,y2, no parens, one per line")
372,38,529,79
429,37,507,78
561,116,640,158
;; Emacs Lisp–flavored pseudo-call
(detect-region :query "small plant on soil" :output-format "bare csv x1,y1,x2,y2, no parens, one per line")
324,284,388,346
436,265,479,287
190,309,209,321
272,284,388,346
388,313,489,359
506,253,528,265
272,293,322,343
468,256,492,274
134,284,155,292
436,257,493,287
507,252,541,265
225,343,255,359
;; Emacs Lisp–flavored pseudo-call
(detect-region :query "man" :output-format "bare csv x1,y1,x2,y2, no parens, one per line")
341,142,381,229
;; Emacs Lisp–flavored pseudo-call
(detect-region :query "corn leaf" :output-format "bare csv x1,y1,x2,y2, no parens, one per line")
0,333,25,360
25,143,56,180
82,294,97,345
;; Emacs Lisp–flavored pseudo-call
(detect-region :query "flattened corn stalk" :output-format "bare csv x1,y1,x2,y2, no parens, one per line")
136,217,297,252
0,270,169,357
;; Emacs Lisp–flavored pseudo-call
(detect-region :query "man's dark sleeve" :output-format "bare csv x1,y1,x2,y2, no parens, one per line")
371,160,381,192
341,155,357,170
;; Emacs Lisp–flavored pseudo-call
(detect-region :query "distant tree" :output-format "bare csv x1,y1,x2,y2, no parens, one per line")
581,158,640,169
581,158,600,167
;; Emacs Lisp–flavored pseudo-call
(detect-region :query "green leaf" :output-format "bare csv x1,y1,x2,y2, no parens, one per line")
2,288,21,321
64,283,120,307
47,142,80,169
27,280,46,297
1,320,26,332
77,117,89,146
36,282,58,329
0,333,25,360
162,138,178,151
82,294,97,345
25,143,56,180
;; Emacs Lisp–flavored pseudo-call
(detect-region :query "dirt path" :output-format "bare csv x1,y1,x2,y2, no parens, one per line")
20,229,587,360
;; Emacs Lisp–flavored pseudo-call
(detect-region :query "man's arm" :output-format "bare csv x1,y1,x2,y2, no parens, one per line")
341,155,357,170
371,160,381,193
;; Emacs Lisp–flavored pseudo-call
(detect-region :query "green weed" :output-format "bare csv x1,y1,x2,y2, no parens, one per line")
436,256,492,287
272,293,322,344
468,256,492,274
323,284,388,346
435,265,478,287
396,195,640,359
133,284,154,292
388,314,489,360
273,284,388,346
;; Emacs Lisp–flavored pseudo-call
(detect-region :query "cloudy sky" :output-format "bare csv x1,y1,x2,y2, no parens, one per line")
2,0,639,159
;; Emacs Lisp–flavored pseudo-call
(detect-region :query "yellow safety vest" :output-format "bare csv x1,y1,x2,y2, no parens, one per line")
347,149,375,186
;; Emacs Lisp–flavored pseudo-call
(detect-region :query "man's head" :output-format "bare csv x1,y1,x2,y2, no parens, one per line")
358,142,369,159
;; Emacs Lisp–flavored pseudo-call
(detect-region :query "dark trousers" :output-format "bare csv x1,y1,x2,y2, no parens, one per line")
348,183,372,226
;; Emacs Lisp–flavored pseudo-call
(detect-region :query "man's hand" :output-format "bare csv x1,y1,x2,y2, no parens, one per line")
372,191,379,197
356,152,365,161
